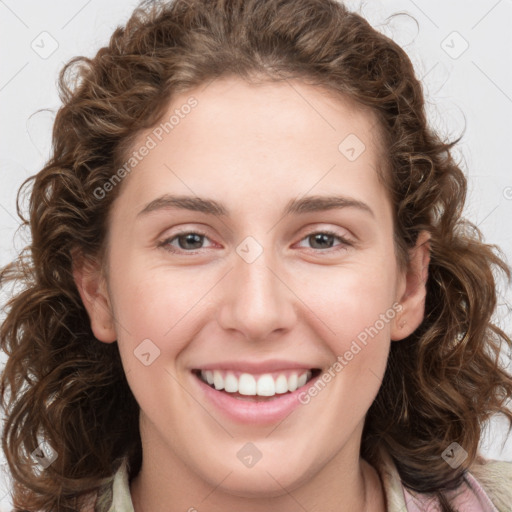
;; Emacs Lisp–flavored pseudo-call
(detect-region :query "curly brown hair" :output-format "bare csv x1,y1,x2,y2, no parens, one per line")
1,0,511,511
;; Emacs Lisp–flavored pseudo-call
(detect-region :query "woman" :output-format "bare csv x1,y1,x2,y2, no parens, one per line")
1,0,511,510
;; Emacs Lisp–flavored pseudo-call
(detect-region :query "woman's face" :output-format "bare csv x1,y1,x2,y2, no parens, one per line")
76,76,429,500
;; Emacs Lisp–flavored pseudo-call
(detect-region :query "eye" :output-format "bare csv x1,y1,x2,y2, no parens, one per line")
158,230,215,253
296,230,353,253
157,229,353,255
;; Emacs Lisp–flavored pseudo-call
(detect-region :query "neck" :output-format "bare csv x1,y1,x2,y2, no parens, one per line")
130,447,386,512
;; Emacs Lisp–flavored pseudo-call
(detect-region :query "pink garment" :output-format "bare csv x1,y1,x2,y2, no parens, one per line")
402,472,500,511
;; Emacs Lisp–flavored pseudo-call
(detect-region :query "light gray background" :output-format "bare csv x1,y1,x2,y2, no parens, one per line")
1,0,511,508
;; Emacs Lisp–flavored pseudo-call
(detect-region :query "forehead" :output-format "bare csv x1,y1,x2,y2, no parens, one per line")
165,76,383,155
115,76,389,218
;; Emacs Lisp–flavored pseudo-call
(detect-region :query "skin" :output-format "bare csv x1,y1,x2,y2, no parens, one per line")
73,76,431,512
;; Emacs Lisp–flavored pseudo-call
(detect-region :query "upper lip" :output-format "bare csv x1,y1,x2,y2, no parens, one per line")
193,359,321,374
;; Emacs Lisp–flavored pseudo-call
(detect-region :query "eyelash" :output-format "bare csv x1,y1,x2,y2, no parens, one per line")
157,229,353,255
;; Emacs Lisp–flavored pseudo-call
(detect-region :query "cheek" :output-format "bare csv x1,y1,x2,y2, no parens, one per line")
295,257,398,412
116,278,203,344
109,269,204,418
301,257,398,346
307,274,394,411
107,253,207,371
292,268,394,443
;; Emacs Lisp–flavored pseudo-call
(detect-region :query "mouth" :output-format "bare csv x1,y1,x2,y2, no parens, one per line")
191,368,322,402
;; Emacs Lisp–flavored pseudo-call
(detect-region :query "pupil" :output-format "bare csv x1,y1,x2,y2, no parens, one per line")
179,233,203,249
311,233,333,249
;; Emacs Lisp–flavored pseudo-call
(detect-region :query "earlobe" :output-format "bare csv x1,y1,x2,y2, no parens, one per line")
391,230,431,341
71,249,117,343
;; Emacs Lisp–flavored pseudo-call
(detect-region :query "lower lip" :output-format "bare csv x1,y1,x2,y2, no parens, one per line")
192,372,321,425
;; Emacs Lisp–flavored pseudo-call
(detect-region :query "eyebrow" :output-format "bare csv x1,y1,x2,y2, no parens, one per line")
136,194,375,219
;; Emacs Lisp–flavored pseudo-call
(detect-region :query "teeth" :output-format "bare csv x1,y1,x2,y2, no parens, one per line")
213,371,224,390
224,372,238,392
239,373,256,395
200,369,314,397
288,373,298,392
205,371,214,386
275,374,289,394
297,372,308,388
256,374,274,396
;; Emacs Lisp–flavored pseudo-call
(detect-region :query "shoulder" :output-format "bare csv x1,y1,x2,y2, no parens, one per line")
93,457,134,512
74,457,133,512
467,456,512,511
371,445,512,512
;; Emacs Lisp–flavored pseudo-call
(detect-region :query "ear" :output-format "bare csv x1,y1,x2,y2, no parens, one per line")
71,248,117,343
391,230,431,341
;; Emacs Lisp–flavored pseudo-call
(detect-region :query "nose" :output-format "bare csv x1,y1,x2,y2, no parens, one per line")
215,247,297,341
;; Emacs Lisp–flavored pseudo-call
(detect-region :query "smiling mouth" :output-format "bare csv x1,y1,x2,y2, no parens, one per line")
192,368,322,401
